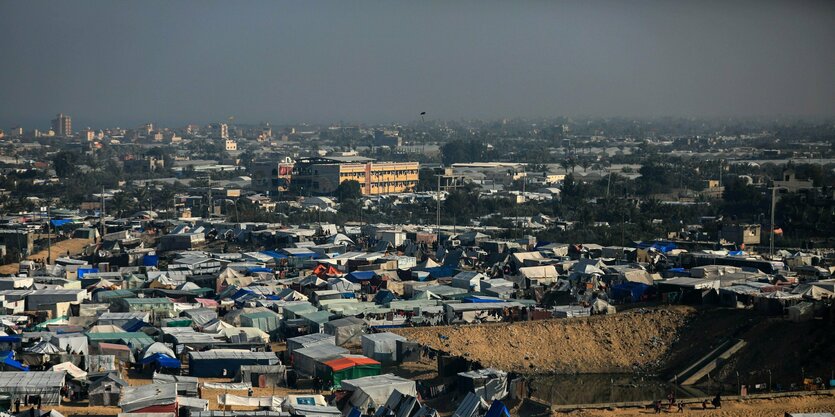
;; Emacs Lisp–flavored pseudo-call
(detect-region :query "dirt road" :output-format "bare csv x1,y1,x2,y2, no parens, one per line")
0,238,92,274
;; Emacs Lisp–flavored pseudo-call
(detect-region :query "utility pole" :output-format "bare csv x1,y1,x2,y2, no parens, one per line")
45,206,52,265
436,174,441,247
770,186,779,259
100,186,106,238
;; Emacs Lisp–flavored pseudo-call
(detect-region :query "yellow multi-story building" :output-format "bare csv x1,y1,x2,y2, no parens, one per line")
294,156,419,195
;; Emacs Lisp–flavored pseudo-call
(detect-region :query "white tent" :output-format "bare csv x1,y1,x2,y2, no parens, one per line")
52,362,87,380
88,324,126,333
217,327,270,344
140,342,175,360
340,374,417,413
25,341,61,355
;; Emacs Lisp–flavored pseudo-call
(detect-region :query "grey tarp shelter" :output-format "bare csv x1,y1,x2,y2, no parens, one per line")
323,317,367,346
286,334,335,356
292,344,348,377
0,371,66,405
119,382,177,413
153,372,199,396
361,333,406,364
237,364,287,387
340,374,417,414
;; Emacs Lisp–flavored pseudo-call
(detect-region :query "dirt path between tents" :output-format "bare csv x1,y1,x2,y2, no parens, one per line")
0,238,92,274
393,306,697,374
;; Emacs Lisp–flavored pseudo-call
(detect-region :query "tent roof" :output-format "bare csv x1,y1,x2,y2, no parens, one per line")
324,356,380,371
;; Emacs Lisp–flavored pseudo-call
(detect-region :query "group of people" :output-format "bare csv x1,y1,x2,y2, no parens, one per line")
12,395,43,413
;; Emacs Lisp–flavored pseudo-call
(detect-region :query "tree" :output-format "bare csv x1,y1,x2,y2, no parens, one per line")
335,180,363,201
52,151,80,178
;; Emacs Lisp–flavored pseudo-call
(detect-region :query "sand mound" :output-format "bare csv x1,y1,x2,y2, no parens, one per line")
394,306,695,374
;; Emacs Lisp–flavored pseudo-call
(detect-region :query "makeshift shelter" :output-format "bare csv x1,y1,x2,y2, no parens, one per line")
292,344,349,377
287,333,335,356
94,342,134,364
361,333,406,364
323,355,381,389
217,327,270,344
119,382,178,414
237,364,287,388
340,374,417,414
52,361,88,380
324,317,367,346
153,372,199,396
188,350,279,377
88,372,128,406
140,342,176,360
0,371,65,405
240,310,281,335
457,368,508,401
51,333,89,355
140,353,181,370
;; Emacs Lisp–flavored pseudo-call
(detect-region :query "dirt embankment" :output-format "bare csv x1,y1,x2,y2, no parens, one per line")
550,393,835,417
393,306,696,374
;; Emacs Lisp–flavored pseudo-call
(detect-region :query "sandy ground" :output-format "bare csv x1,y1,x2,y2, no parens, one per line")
394,306,696,374
550,394,835,417
0,238,93,274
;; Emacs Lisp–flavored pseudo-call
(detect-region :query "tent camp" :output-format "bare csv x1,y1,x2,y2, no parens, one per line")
340,374,417,414
323,355,381,389
361,333,406,364
0,371,65,405
323,317,367,346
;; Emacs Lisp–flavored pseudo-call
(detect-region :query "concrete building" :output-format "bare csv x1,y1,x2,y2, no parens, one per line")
51,113,72,137
293,156,419,196
720,224,761,246
773,170,815,193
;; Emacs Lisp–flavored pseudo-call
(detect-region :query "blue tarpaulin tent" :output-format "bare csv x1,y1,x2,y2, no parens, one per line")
140,353,181,369
121,319,151,333
50,219,73,227
77,268,99,279
261,250,288,259
142,255,159,267
462,296,503,303
612,282,655,303
0,352,29,371
347,271,377,283
424,266,455,278
485,401,510,417
247,267,273,274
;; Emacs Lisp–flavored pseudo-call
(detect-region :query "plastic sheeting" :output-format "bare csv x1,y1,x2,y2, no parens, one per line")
201,381,252,390
324,317,367,346
341,374,417,413
0,371,65,405
217,394,283,410
361,333,405,364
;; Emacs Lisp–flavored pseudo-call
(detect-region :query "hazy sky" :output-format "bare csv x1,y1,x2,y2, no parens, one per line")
1,1,834,128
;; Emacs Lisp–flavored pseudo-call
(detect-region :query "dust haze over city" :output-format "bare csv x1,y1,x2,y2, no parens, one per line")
0,2,834,417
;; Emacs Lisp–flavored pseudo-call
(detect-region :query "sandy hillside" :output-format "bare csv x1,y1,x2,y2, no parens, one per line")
394,306,696,374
